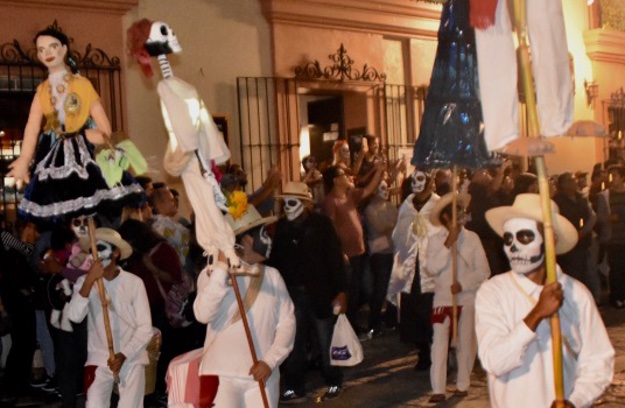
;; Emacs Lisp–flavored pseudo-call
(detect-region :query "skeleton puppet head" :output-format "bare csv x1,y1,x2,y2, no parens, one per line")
145,21,182,57
502,218,544,275
377,180,389,200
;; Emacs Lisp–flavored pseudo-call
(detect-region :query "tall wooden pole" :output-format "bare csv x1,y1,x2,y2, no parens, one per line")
229,271,270,408
451,166,459,348
87,218,119,384
510,0,564,403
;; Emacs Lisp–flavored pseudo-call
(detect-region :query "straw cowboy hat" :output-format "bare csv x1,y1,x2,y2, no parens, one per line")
485,193,578,255
95,228,133,260
276,181,314,201
225,203,278,236
429,192,471,227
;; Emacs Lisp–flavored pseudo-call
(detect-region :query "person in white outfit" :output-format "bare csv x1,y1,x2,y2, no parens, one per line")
67,228,153,408
476,194,614,408
426,192,490,403
193,204,295,408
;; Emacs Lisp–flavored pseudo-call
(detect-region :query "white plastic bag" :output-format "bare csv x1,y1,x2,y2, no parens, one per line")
330,314,364,366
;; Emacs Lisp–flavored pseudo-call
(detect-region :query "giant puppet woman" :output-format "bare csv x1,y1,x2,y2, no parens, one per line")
7,26,144,224
126,19,238,265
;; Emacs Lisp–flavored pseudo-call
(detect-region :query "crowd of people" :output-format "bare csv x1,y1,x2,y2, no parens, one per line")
0,130,620,407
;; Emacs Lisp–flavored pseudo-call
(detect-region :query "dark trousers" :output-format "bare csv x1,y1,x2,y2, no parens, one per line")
281,290,343,394
53,320,88,408
347,254,367,328
607,244,625,304
368,253,393,331
2,294,36,397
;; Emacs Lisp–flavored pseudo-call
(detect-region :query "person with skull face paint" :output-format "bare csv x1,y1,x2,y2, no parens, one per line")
475,194,614,408
268,181,347,403
193,203,295,408
388,169,440,369
425,192,490,403
67,228,153,408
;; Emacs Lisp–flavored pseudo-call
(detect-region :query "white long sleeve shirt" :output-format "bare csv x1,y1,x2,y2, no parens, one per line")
67,269,153,367
475,268,614,408
426,228,490,307
193,263,295,378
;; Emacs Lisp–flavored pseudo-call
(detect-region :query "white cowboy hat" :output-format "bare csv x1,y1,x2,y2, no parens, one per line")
485,193,578,255
225,204,278,236
95,228,133,260
429,192,471,227
276,181,314,201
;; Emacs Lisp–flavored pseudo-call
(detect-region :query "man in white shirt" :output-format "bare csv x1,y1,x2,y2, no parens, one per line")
476,194,614,408
67,228,153,408
426,192,490,403
193,204,295,407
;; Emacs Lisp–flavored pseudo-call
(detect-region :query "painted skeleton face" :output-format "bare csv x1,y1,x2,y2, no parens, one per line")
145,21,182,56
71,216,89,240
252,225,272,258
411,171,427,194
95,240,115,268
502,218,544,275
283,197,304,221
377,180,389,200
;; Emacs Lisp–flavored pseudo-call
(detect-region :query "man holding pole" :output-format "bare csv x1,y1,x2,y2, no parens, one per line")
476,194,614,408
193,203,295,407
426,192,489,403
67,228,153,408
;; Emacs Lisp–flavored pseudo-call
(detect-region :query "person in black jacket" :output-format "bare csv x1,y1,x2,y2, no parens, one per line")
268,182,348,403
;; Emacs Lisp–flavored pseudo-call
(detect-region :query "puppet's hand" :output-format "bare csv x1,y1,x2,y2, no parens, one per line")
7,156,31,186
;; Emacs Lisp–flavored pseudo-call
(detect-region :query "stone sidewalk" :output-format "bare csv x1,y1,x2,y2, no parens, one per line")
287,305,625,408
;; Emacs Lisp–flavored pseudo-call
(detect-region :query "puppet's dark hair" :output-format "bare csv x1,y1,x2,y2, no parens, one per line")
34,26,78,74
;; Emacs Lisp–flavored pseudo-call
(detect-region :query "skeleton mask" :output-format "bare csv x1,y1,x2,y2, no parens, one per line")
411,171,427,194
502,218,544,275
304,157,316,171
95,240,115,268
252,225,272,258
284,197,304,221
71,216,89,240
377,180,389,200
145,21,182,56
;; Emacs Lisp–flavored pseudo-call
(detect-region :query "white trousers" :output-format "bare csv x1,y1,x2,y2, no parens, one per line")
475,0,573,151
213,370,279,408
430,305,476,394
86,365,145,408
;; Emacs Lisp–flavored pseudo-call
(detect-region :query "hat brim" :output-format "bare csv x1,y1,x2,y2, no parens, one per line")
234,215,278,236
485,206,577,255
430,193,471,226
95,232,133,260
275,194,314,202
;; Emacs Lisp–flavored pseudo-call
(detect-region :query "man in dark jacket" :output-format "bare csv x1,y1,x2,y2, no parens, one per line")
268,182,348,404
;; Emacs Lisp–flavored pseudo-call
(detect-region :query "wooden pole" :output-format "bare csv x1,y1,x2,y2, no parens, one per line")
229,271,270,408
510,0,564,403
451,166,459,348
87,218,119,384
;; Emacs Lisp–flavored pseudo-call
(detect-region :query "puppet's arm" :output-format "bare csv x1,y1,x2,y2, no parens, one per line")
8,94,44,185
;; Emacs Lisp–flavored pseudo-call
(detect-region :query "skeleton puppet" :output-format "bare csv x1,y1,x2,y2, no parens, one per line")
127,20,238,265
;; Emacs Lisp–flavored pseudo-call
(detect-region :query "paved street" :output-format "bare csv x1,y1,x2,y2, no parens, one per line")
4,303,625,407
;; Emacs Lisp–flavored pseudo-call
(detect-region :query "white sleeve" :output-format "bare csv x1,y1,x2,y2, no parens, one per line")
458,234,491,292
67,276,90,324
260,272,296,371
425,230,451,277
193,264,230,324
475,283,537,377
120,279,154,361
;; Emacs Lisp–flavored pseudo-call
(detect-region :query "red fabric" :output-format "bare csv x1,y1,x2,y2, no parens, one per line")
84,365,98,396
199,375,220,408
431,305,463,341
470,0,499,29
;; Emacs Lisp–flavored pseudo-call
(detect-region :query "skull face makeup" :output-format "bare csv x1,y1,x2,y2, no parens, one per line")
340,144,350,160
411,171,427,194
283,197,304,221
71,216,89,240
145,21,182,56
252,225,272,258
502,218,544,275
377,180,389,200
95,240,115,268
